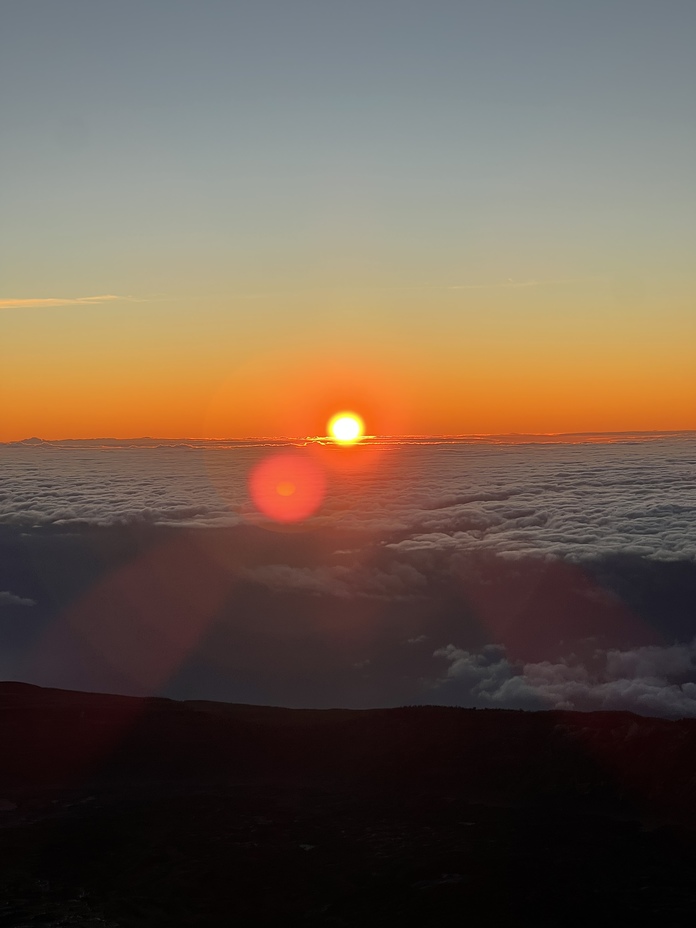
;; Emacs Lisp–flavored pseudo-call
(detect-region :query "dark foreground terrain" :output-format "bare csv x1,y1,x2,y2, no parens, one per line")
1,684,695,926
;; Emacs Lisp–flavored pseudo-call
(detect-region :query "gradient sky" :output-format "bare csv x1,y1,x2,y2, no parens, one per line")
1,0,694,439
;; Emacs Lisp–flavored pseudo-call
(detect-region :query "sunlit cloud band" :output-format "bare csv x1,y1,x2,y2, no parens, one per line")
0,294,131,310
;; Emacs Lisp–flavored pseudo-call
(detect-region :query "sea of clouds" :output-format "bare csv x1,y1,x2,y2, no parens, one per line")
2,436,695,557
1,435,695,716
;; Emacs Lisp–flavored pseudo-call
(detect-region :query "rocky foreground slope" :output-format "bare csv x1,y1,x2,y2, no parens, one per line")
1,683,695,926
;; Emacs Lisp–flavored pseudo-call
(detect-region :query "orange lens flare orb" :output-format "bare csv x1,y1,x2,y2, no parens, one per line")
328,412,364,444
249,453,326,523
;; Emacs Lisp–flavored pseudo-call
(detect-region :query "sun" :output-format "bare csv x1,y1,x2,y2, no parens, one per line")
328,412,364,444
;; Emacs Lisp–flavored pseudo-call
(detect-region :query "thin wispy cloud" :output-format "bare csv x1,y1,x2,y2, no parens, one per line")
0,294,137,310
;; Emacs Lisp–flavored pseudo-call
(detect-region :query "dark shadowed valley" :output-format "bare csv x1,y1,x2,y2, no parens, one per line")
1,683,695,926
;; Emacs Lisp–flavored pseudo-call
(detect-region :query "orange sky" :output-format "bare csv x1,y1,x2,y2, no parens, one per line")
2,5,695,441
1,305,694,441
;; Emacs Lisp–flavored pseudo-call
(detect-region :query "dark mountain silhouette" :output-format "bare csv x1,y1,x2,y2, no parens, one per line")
1,683,695,926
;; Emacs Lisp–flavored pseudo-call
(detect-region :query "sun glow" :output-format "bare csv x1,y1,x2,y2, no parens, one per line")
328,412,364,444
249,453,326,522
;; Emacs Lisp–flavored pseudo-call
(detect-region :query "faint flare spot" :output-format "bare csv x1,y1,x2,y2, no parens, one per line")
249,453,326,523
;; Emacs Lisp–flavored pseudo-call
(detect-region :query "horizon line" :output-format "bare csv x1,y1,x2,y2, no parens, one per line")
3,429,695,447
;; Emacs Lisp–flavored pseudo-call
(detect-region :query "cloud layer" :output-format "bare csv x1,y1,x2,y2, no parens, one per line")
432,640,696,719
1,437,695,564
1,436,695,717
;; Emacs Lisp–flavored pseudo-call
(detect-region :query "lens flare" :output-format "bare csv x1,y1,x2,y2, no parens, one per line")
328,412,364,443
249,453,326,522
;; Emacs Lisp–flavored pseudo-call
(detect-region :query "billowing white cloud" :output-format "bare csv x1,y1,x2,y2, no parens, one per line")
432,640,696,719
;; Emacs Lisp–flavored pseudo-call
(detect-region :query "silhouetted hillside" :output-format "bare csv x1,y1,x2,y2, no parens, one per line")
1,684,695,926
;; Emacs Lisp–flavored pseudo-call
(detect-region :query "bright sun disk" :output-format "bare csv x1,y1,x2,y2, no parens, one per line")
328,412,364,443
